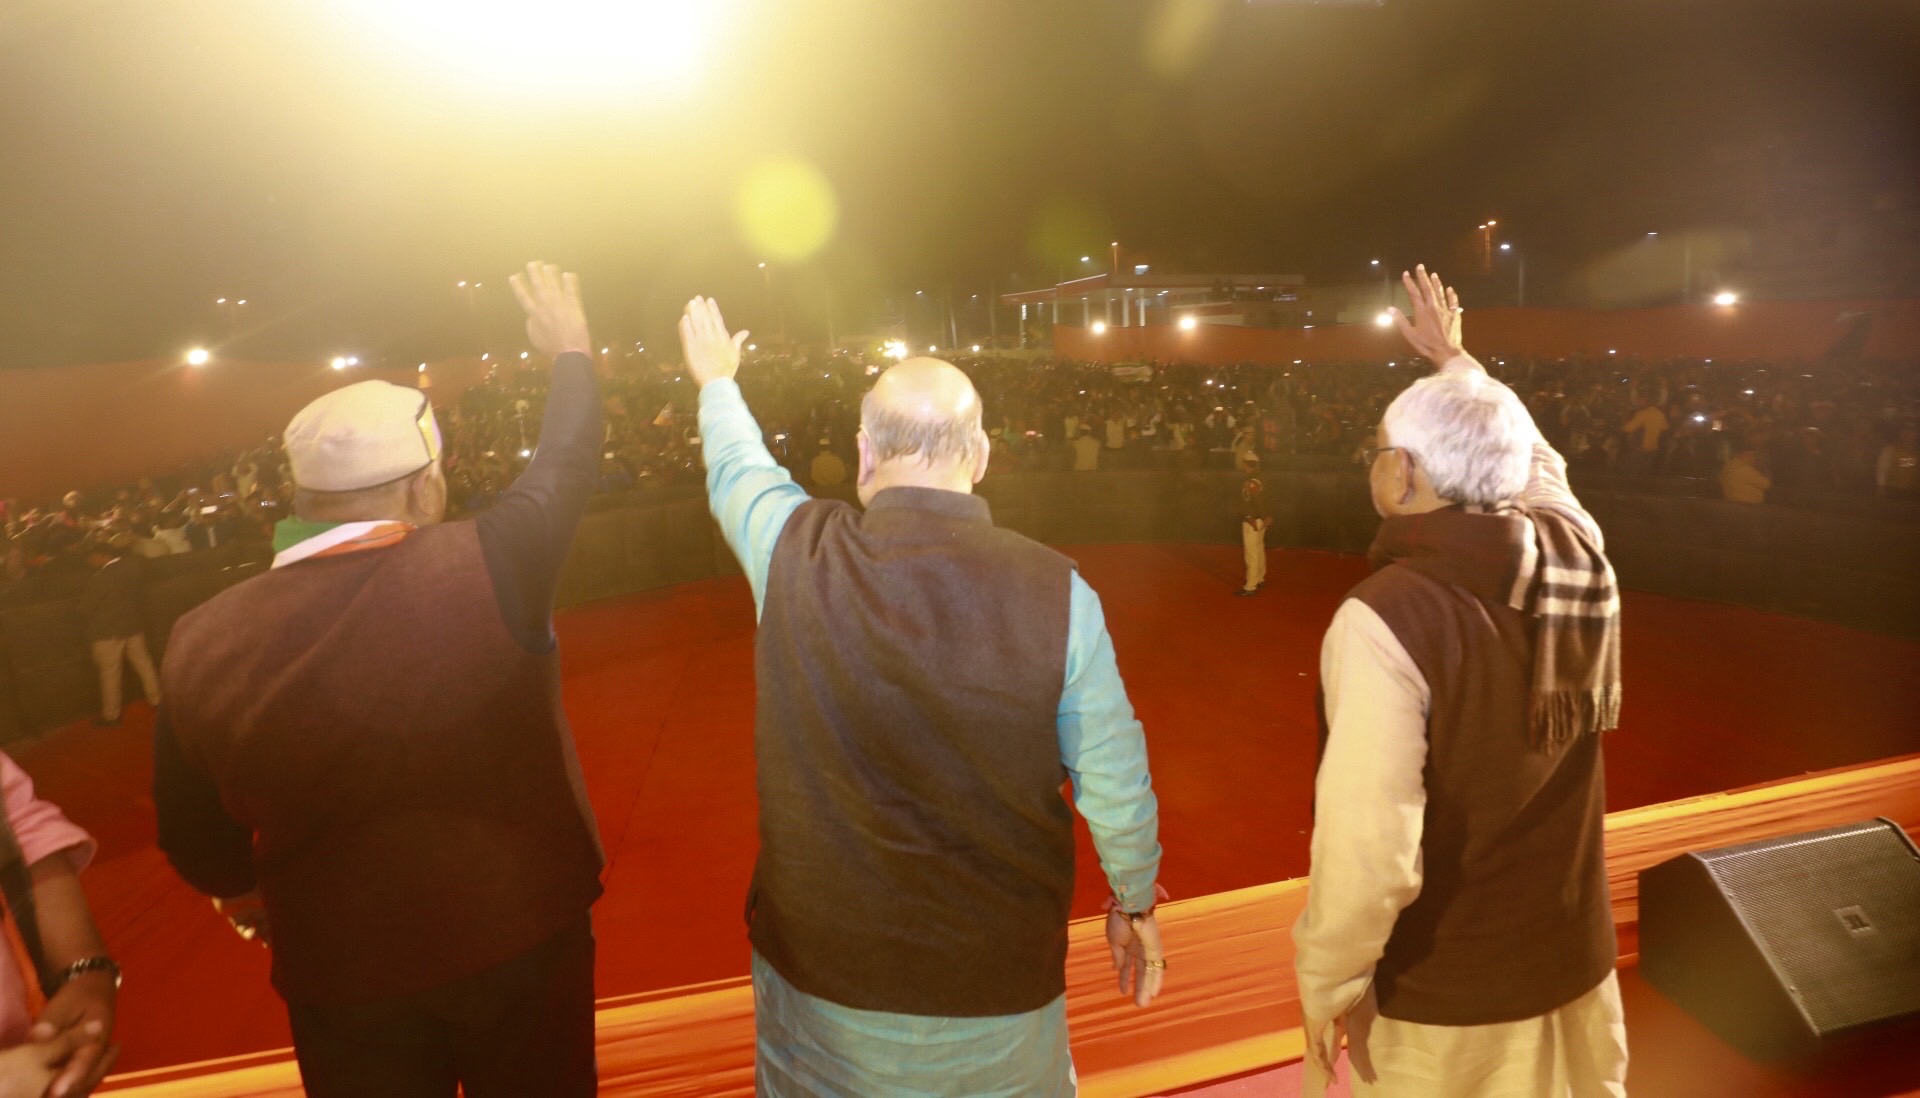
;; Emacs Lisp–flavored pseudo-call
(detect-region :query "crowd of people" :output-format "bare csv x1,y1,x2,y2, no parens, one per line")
384,348,1920,509
7,348,1914,592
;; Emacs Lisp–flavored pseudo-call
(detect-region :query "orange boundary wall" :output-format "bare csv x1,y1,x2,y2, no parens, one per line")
0,356,493,504
95,754,1920,1098
1054,298,1920,365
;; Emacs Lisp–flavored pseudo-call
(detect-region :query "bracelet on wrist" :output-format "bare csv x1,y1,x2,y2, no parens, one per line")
48,956,121,994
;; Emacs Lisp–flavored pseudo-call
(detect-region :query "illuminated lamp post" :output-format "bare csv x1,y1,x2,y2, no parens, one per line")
1498,242,1525,306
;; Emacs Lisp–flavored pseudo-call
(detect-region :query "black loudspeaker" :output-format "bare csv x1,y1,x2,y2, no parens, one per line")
1639,818,1920,1060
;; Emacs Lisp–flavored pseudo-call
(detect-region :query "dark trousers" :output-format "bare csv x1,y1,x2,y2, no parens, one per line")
286,916,596,1098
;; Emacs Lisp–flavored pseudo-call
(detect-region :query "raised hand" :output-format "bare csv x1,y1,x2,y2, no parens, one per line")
677,297,749,390
1390,264,1468,367
508,262,592,362
1105,908,1167,1008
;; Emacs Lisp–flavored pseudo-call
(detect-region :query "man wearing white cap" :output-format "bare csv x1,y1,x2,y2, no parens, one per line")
153,264,607,1097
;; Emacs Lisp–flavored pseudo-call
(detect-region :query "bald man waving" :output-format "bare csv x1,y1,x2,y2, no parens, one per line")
680,299,1166,1096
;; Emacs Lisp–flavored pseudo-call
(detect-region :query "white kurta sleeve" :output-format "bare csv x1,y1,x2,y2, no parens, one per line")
1292,598,1431,1023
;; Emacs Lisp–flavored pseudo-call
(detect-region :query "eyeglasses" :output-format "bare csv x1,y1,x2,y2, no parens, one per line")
1361,445,1403,464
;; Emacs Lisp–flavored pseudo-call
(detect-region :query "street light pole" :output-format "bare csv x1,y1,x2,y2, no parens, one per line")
1497,244,1526,307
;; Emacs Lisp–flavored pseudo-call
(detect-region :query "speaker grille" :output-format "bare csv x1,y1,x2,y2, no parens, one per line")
1701,820,1920,1035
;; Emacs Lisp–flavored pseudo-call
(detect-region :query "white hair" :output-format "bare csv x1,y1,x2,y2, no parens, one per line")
1381,372,1533,506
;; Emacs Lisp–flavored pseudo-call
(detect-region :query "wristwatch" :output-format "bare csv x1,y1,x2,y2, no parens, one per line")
49,956,121,994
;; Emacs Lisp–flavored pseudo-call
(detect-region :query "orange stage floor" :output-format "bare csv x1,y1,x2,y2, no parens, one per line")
12,544,1920,1078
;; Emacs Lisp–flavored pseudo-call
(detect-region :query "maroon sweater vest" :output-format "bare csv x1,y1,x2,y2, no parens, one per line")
749,489,1076,1017
1341,564,1616,1026
162,522,604,1004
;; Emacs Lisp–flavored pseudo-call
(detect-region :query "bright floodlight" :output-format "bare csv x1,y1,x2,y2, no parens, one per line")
1713,290,1739,306
1374,311,1394,328
520,351,530,360
331,0,737,96
928,345,938,353
1091,321,1108,335
1369,259,1380,267
971,344,982,352
185,348,211,366
1499,243,1512,252
1178,315,1198,331
215,298,226,304
330,356,348,370
1080,256,1091,263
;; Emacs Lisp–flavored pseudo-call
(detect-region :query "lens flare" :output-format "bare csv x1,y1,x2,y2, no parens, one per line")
737,159,839,263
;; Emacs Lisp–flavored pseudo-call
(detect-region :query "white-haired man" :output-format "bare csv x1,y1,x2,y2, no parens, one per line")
678,298,1165,1096
1295,267,1627,1096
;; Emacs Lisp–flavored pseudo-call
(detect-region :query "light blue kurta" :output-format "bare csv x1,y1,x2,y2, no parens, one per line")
698,379,1162,1096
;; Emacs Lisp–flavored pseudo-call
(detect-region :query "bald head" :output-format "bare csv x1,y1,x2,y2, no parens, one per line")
860,358,983,466
856,358,990,502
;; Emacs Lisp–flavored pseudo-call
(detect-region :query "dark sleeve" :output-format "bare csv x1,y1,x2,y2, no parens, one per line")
475,352,605,652
152,707,257,898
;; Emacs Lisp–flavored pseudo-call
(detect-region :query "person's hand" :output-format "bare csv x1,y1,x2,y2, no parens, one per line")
0,1026,96,1098
1389,264,1469,368
20,1002,113,1098
508,262,592,361
1105,909,1167,1008
677,297,749,390
1302,1011,1346,1090
214,890,271,947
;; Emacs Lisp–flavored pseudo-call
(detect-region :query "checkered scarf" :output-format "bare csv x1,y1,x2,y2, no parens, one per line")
1370,503,1622,748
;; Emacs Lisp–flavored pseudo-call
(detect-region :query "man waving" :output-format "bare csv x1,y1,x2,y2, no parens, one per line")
681,298,1166,1096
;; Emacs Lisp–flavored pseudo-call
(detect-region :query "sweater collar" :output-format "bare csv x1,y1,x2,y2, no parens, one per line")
864,486,993,526
1368,504,1532,609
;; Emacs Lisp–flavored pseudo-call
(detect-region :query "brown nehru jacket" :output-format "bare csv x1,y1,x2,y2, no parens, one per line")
163,522,605,1004
1333,563,1616,1026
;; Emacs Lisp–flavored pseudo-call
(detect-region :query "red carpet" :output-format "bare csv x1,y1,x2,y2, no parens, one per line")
10,544,1919,1073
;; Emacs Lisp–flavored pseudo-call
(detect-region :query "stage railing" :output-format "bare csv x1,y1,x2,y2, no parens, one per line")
2,470,1914,741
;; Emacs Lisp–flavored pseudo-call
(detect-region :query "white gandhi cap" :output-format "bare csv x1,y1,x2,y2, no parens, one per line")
284,381,443,492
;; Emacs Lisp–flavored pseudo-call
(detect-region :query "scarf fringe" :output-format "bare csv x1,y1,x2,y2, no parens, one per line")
1530,688,1623,750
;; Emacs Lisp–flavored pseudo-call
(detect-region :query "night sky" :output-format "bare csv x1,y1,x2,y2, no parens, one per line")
1,0,1915,366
